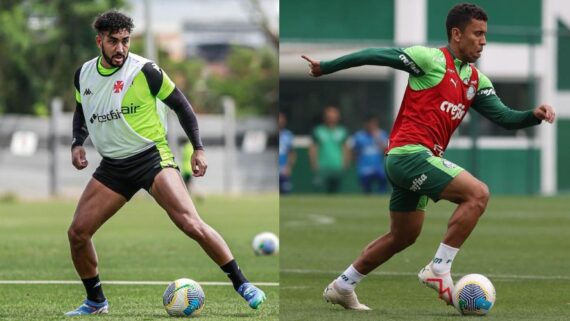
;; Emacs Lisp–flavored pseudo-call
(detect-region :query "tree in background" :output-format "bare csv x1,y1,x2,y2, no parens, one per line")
0,0,126,115
201,46,278,116
0,0,277,116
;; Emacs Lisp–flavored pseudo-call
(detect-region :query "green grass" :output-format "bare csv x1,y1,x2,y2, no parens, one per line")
280,195,570,321
0,194,278,320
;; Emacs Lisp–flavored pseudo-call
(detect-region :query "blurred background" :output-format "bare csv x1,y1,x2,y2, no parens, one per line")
280,0,570,196
0,0,279,198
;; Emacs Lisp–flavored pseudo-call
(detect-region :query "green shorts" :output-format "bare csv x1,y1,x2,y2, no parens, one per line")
385,145,464,212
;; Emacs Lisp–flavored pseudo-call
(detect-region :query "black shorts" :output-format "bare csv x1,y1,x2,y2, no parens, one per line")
93,145,179,200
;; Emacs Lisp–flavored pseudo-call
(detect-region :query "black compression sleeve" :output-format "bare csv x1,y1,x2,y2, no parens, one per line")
162,88,204,150
72,103,89,149
74,67,81,92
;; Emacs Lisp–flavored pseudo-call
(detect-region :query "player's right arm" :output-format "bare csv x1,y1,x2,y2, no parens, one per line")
302,46,437,77
71,67,89,170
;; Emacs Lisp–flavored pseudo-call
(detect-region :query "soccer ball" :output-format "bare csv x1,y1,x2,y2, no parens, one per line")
163,278,205,317
452,274,496,315
252,232,279,255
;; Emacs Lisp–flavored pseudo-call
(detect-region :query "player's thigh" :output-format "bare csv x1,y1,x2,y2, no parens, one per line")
150,168,200,225
389,183,429,212
71,178,127,234
439,170,488,204
386,150,464,202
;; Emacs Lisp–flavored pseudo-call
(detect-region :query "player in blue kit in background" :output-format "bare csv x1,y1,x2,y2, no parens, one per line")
279,112,296,194
350,115,389,194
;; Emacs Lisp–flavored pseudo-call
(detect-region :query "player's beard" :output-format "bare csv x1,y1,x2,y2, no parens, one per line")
101,46,127,68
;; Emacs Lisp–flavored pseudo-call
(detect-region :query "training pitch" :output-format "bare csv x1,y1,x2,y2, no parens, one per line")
281,195,569,321
0,194,278,321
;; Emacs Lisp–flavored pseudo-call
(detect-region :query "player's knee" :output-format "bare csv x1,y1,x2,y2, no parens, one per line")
67,225,90,246
180,217,207,241
466,182,489,215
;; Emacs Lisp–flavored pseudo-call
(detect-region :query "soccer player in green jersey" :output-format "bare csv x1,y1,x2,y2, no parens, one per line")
302,3,555,310
65,11,265,316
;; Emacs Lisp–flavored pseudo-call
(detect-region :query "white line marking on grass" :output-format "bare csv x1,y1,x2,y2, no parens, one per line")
0,280,279,286
283,214,336,227
282,268,570,281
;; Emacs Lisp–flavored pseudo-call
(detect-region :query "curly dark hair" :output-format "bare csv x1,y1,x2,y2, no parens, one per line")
446,3,487,40
93,10,134,35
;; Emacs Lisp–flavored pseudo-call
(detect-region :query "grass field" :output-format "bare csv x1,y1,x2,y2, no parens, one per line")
0,194,278,321
281,195,570,321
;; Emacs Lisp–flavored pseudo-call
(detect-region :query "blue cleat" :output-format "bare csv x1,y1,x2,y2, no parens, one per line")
64,299,109,316
237,283,266,309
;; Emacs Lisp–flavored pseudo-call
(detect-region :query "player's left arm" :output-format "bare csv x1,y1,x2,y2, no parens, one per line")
141,62,207,177
471,72,555,129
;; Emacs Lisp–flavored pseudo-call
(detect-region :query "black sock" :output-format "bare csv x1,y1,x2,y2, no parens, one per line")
82,275,106,303
220,260,248,291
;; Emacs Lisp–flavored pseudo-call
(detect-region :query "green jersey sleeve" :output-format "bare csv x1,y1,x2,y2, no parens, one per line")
320,47,425,76
402,46,443,76
472,71,541,129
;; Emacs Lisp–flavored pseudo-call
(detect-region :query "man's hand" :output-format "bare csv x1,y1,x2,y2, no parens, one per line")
71,146,88,170
301,55,322,77
533,104,556,123
191,149,208,177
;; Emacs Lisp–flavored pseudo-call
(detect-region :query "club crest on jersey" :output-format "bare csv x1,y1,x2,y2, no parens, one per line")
113,80,124,93
466,85,476,100
442,159,457,168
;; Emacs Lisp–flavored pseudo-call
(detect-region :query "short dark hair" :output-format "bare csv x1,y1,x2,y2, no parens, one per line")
446,3,487,40
93,10,134,35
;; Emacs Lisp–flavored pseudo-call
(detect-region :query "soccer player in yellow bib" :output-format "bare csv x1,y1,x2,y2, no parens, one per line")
65,11,265,316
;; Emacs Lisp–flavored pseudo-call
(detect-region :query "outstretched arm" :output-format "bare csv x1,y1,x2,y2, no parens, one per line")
302,47,427,77
472,76,555,129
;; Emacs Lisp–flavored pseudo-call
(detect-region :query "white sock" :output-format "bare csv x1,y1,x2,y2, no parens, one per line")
335,265,366,292
431,243,459,275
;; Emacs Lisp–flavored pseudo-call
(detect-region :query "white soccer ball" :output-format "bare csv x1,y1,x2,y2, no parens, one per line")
452,274,496,315
163,278,205,317
252,232,279,255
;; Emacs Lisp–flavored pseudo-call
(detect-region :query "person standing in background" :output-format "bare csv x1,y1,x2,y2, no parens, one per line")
350,115,389,194
309,106,349,194
279,112,296,194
